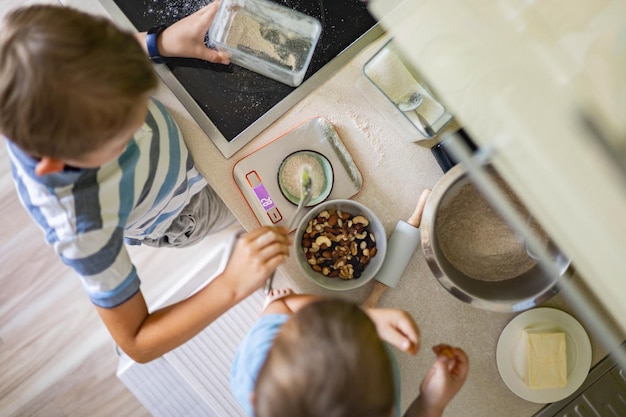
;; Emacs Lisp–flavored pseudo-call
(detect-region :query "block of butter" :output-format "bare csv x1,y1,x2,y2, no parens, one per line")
524,329,568,389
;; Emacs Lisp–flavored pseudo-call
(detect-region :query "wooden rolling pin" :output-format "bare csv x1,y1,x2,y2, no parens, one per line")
362,189,431,308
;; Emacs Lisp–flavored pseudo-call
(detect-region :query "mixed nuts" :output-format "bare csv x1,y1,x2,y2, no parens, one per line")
301,208,378,280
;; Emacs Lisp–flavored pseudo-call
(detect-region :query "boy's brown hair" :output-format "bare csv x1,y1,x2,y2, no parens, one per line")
0,5,158,160
254,299,395,417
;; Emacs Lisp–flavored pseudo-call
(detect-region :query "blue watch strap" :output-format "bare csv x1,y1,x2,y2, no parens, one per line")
146,25,168,64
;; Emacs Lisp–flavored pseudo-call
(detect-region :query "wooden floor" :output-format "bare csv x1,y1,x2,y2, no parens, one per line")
0,141,241,415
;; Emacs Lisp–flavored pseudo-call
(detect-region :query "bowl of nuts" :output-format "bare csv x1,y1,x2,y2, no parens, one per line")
294,199,387,291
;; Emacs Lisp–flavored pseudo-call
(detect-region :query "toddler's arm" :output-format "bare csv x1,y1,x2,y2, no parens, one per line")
365,308,421,355
263,296,422,355
403,344,469,417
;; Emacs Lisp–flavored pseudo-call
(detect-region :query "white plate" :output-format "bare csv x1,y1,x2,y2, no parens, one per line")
496,307,592,403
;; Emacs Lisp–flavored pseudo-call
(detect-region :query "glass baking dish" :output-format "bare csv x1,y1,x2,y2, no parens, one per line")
210,0,322,87
363,39,453,138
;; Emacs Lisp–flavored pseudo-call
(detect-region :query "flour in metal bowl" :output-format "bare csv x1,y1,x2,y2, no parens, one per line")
435,170,549,282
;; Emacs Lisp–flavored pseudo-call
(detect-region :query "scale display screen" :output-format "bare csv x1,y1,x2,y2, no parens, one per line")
246,171,282,223
252,183,275,212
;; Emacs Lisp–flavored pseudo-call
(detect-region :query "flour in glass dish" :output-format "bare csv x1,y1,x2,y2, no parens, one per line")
365,43,444,125
225,10,310,70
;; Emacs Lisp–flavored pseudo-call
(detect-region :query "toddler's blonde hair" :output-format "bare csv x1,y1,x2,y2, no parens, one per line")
254,299,395,417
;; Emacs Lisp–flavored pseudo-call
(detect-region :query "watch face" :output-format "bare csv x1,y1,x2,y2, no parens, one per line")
148,24,167,35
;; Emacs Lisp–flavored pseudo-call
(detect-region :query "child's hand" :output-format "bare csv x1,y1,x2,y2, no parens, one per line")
159,2,230,64
223,226,290,294
365,308,420,355
419,344,469,413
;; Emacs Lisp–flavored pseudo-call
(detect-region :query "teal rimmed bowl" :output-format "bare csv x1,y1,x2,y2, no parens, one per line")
278,150,334,207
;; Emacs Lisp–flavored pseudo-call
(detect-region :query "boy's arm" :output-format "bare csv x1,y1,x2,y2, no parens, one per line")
95,226,289,364
135,2,230,64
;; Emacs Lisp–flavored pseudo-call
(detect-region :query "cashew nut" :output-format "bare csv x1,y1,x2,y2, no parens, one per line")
352,215,369,226
315,235,332,248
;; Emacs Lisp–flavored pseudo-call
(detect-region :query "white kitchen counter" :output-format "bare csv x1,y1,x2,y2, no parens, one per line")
62,1,619,415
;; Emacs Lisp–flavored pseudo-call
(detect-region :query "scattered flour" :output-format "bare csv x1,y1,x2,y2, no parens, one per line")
144,0,209,21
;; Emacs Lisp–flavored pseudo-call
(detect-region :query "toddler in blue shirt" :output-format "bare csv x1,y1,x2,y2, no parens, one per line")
232,288,469,417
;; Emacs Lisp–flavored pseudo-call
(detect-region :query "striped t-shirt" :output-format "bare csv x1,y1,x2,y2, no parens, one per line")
6,98,207,308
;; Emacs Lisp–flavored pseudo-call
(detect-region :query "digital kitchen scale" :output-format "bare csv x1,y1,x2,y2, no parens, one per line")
233,117,363,230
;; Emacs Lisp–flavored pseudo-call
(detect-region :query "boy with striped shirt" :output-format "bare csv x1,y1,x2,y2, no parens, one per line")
0,4,290,363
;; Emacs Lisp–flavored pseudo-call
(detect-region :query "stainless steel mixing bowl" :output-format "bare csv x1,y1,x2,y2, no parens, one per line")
420,164,571,312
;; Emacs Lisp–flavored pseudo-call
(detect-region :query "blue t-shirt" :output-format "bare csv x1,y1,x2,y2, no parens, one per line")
230,314,402,417
6,98,207,308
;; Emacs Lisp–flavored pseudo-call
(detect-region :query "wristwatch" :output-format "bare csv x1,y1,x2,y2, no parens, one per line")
146,24,168,64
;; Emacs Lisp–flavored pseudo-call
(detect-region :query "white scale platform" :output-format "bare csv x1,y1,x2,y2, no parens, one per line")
233,117,363,231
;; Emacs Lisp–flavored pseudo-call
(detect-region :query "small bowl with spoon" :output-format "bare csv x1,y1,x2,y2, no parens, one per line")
278,150,333,207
